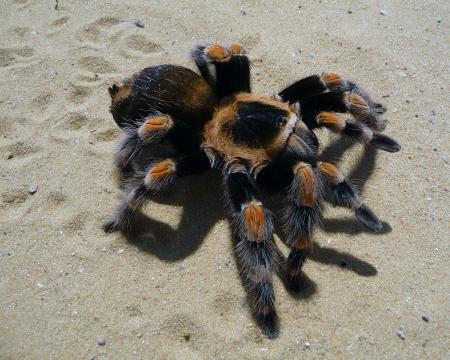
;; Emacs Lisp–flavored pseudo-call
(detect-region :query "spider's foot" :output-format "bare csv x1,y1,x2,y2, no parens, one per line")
102,219,120,233
355,204,383,232
138,115,173,142
370,133,401,152
258,311,280,339
372,102,387,114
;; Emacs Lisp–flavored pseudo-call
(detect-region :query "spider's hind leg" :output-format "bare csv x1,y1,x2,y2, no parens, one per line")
115,114,201,183
191,43,250,98
103,152,210,233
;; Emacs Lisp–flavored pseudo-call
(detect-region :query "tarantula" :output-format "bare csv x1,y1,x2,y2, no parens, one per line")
103,43,400,338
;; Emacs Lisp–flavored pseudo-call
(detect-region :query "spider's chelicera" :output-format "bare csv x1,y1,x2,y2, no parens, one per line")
103,43,400,338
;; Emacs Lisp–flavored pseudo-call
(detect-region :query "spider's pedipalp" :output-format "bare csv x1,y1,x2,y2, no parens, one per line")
191,43,250,99
318,162,383,232
316,112,401,152
223,163,279,338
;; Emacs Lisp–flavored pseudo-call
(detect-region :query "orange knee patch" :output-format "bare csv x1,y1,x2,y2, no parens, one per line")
348,94,369,120
112,84,133,105
229,43,244,55
244,204,266,241
294,163,317,207
138,115,172,138
317,112,345,132
322,72,344,87
205,44,230,62
318,162,343,184
144,160,176,189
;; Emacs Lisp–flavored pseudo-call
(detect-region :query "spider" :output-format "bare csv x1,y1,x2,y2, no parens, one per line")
103,43,400,338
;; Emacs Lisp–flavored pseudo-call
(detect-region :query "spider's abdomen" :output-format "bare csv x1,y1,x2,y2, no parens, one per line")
109,65,216,130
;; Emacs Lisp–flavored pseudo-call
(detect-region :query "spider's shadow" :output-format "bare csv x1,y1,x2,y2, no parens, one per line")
121,138,389,300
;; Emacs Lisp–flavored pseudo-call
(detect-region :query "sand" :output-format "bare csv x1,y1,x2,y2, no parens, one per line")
0,0,449,359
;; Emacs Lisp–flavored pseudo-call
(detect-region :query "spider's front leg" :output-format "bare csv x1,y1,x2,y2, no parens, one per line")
191,43,250,98
278,73,387,116
223,160,280,338
103,152,210,233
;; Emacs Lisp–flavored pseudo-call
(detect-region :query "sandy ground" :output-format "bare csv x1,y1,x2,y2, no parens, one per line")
1,0,449,359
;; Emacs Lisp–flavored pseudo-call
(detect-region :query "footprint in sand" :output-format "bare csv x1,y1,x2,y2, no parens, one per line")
67,84,94,104
125,34,161,53
5,141,41,158
77,16,122,43
32,92,53,112
79,55,116,74
0,47,34,68
6,26,31,41
51,16,70,27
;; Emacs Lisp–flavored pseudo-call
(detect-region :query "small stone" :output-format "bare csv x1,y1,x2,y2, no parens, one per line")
96,337,106,346
399,71,407,78
240,10,247,15
397,329,406,340
133,19,145,28
37,282,44,289
347,10,353,14
183,334,191,341
117,248,124,255
27,185,38,195
436,17,442,23
380,9,387,16
421,315,430,322
304,341,310,348
6,152,14,160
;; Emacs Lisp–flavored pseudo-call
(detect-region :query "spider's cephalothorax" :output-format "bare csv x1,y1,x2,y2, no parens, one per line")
104,43,400,338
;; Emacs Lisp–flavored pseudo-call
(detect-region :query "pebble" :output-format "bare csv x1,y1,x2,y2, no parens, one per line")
304,341,311,348
397,329,406,340
133,19,145,28
27,185,38,195
421,315,430,322
6,152,14,160
380,9,387,16
117,248,124,255
96,337,106,346
240,10,247,15
399,71,407,78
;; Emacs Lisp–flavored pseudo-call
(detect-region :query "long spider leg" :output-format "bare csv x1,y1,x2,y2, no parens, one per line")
103,152,210,233
223,161,279,338
314,112,400,152
191,43,250,98
278,73,386,114
318,162,383,232
281,161,322,290
300,91,386,131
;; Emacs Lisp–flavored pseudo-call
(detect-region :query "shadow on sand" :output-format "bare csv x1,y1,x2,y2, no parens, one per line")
116,138,388,303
